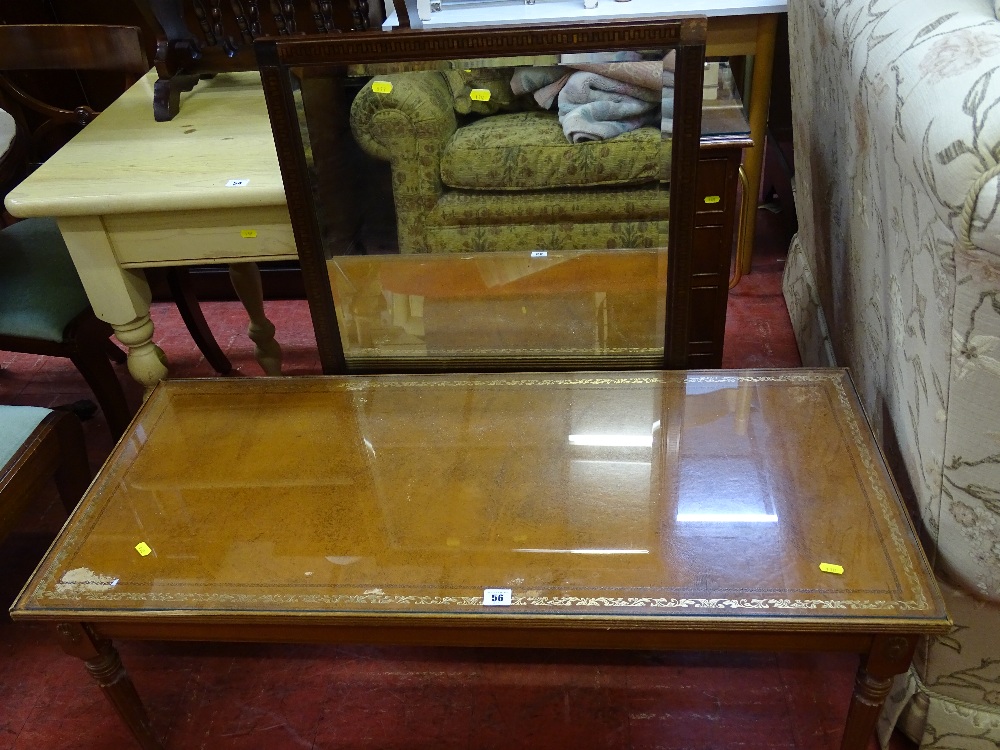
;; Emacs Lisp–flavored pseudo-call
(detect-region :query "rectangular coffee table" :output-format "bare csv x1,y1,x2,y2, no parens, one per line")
10,369,949,749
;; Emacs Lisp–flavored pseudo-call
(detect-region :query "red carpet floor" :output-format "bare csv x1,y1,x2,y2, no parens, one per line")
0,211,915,749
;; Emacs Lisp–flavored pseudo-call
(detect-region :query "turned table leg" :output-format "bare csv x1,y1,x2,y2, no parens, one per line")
112,314,169,396
229,262,283,375
56,216,169,394
55,623,162,750
840,635,918,750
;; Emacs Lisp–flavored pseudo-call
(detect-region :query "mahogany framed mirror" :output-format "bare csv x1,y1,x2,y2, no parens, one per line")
256,18,706,373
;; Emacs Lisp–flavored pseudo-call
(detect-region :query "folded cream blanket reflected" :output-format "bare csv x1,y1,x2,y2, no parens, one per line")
558,71,663,142
509,53,675,143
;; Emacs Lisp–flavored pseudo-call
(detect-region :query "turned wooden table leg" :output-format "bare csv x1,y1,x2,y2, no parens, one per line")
56,216,169,394
55,623,162,750
229,262,283,376
840,634,918,750
112,314,169,397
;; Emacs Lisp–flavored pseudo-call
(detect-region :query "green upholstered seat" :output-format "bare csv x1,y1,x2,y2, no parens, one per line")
0,218,90,342
0,405,51,467
440,112,664,191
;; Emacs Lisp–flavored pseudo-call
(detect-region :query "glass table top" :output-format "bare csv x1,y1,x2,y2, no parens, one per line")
13,369,946,630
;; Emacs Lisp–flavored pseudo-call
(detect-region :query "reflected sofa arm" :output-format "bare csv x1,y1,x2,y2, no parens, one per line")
350,72,457,254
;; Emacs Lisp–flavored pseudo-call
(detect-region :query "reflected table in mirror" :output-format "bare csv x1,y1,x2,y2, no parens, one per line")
10,368,949,750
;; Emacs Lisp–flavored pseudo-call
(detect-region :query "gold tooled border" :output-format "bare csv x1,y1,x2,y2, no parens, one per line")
28,371,931,614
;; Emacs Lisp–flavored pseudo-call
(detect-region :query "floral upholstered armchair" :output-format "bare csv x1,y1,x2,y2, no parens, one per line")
348,64,671,254
784,0,1000,745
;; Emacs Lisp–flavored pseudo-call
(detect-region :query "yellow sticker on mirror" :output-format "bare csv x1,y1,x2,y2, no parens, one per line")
135,542,152,557
819,562,844,575
704,195,721,204
372,80,393,94
470,88,491,102
240,229,257,239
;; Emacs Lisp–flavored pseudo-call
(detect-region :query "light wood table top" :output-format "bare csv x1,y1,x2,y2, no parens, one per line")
4,71,286,219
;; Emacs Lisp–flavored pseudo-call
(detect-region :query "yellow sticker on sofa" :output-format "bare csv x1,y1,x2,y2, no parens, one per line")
470,88,491,102
372,81,393,94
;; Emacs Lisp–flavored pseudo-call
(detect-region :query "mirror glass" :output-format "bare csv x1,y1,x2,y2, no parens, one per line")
287,46,684,370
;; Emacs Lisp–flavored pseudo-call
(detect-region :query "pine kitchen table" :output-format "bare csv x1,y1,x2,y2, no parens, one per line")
3,70,293,391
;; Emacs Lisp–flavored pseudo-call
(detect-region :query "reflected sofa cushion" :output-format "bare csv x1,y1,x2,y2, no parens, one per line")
440,112,667,191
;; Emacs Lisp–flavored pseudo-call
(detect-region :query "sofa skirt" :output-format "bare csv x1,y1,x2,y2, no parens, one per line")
878,576,1000,749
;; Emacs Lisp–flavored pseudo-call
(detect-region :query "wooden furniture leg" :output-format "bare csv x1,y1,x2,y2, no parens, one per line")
111,314,169,396
49,412,91,513
105,339,128,364
57,216,169,393
70,314,134,439
840,635,918,750
153,74,201,122
735,14,777,277
165,267,232,375
228,262,282,375
55,623,162,750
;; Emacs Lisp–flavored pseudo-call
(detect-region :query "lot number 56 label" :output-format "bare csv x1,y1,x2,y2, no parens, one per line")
483,588,512,606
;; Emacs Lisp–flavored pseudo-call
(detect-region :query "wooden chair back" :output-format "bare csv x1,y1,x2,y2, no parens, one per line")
0,24,149,74
0,24,150,168
133,0,370,120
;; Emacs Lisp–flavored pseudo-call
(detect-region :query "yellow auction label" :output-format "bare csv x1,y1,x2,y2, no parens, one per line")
704,195,721,204
241,229,258,238
470,88,491,102
819,562,844,575
372,80,393,94
135,542,152,557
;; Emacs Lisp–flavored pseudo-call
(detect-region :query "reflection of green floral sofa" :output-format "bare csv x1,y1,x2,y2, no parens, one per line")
785,0,1000,746
348,69,670,254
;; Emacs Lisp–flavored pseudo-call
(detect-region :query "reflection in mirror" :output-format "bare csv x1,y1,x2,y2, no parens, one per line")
258,21,705,372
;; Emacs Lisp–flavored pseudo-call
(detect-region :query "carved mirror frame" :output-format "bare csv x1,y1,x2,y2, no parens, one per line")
256,18,706,373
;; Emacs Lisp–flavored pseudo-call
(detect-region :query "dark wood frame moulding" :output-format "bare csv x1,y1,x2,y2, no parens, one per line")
254,17,707,375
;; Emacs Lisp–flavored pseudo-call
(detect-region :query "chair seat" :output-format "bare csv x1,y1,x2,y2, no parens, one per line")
439,112,666,191
0,405,51,467
0,218,90,342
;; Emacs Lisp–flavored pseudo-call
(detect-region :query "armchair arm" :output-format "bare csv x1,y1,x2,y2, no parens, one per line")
789,0,1000,601
793,0,1000,256
350,72,457,253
